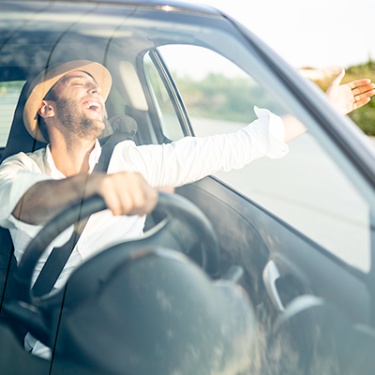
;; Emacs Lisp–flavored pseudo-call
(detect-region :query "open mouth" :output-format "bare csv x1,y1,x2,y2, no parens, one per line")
83,100,103,119
83,101,101,111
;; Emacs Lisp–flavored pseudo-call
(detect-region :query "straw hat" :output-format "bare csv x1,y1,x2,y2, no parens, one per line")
23,60,112,142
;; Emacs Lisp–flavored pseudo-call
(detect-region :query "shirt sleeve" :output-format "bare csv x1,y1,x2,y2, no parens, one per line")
253,106,289,159
0,152,52,232
110,107,288,188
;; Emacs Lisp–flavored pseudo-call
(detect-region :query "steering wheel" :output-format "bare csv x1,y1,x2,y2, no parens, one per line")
16,192,220,305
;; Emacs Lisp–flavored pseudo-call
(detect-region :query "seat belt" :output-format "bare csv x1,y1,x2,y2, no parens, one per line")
31,130,134,298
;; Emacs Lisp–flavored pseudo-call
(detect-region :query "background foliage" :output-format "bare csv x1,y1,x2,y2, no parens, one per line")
174,59,375,135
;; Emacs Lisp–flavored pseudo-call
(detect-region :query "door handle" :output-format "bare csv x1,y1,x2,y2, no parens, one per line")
262,259,284,311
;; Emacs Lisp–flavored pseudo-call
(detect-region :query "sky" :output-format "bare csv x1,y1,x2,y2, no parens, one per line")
182,0,374,69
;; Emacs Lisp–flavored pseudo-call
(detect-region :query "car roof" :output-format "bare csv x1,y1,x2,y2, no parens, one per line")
0,0,227,75
7,0,222,14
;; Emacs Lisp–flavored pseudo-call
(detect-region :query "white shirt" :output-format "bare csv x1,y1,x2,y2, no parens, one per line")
0,106,288,357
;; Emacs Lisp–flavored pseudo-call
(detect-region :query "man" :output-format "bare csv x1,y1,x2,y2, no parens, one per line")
0,60,373,357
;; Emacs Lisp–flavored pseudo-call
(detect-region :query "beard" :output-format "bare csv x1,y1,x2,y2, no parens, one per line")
55,97,103,139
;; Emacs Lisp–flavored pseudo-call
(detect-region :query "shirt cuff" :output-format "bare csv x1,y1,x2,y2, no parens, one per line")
254,106,289,159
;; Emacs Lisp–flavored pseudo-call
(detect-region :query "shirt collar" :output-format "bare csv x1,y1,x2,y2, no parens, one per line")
44,140,102,178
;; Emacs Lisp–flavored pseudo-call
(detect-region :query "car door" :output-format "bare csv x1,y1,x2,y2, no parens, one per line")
137,39,375,373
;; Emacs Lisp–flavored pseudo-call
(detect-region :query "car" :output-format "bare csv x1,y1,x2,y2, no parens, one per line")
1,0,375,374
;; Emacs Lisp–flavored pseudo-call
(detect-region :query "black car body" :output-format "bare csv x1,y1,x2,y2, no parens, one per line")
1,1,375,374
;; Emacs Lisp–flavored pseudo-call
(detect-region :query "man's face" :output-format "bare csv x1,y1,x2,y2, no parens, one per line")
49,71,106,139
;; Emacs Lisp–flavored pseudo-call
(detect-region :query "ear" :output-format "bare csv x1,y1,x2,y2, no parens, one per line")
38,100,55,119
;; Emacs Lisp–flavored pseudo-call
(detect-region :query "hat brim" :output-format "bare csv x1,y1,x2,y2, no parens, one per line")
23,60,112,142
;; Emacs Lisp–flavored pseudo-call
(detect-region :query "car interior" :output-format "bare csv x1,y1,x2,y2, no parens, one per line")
2,1,375,374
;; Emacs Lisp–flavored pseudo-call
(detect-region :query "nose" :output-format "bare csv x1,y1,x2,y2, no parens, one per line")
88,81,101,96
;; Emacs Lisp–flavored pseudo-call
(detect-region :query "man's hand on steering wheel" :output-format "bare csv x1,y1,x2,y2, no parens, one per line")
94,171,162,217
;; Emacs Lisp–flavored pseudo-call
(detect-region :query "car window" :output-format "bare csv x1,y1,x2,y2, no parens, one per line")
143,54,185,141
144,44,372,273
0,80,24,147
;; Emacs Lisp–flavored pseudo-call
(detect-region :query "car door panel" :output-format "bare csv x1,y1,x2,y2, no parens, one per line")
177,177,372,326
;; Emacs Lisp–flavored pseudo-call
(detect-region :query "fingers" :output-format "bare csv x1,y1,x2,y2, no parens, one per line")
96,172,158,216
351,82,375,110
332,67,345,85
326,68,345,92
351,82,375,97
353,96,372,111
347,78,373,90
